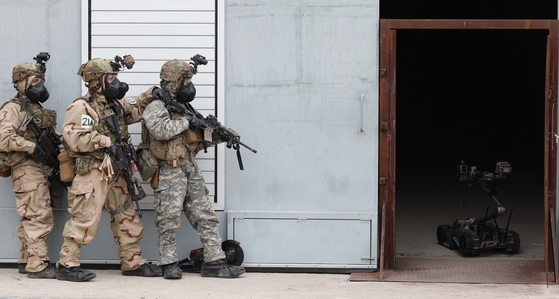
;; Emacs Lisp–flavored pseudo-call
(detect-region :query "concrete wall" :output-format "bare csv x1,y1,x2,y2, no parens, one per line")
223,1,379,267
224,0,379,212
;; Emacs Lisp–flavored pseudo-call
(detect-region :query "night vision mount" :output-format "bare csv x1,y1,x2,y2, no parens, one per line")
110,55,135,72
189,54,208,75
33,52,50,74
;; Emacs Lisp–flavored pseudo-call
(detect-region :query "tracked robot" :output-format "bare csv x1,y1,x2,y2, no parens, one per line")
436,162,520,255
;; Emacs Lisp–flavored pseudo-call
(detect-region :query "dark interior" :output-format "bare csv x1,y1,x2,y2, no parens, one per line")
395,29,549,259
381,0,557,20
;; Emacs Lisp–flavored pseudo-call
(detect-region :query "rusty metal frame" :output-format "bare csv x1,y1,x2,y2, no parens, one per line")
379,19,559,272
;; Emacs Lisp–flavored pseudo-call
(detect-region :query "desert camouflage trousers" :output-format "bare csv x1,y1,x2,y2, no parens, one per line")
154,156,225,265
12,163,53,273
58,169,147,271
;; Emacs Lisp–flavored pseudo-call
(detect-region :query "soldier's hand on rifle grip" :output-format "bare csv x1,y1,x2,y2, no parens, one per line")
107,141,119,158
220,134,231,143
32,143,45,159
184,115,204,130
152,87,170,104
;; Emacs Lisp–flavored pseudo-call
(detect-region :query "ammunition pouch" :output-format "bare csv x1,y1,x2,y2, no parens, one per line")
74,156,100,176
184,128,204,144
33,108,57,129
147,133,189,167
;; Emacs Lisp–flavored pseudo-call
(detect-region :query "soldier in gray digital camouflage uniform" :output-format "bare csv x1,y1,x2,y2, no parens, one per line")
142,60,244,279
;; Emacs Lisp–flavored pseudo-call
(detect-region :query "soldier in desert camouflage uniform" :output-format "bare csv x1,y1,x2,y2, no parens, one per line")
0,62,58,278
142,60,244,279
56,57,167,282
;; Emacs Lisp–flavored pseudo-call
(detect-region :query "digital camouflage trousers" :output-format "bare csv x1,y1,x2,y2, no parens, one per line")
154,156,225,266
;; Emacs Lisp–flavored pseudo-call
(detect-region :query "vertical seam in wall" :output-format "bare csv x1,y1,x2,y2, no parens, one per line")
88,0,91,60
214,0,219,204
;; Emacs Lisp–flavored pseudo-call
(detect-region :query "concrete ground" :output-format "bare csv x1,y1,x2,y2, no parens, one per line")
0,268,558,299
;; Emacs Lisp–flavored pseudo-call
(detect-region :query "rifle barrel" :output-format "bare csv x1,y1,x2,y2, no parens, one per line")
237,140,257,153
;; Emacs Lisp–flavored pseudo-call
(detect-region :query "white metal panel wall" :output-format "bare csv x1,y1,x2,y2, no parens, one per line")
89,0,222,209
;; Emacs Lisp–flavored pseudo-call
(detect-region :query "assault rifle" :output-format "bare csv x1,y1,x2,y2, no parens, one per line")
22,115,67,186
164,98,257,170
103,113,146,218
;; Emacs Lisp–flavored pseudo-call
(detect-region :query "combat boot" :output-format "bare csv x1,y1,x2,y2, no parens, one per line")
18,263,27,274
161,262,182,279
201,259,245,278
27,263,57,279
56,264,96,282
122,262,161,277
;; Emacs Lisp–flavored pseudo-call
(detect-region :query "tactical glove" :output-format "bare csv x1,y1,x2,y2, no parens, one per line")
152,87,171,104
32,143,45,159
107,141,119,158
184,115,205,130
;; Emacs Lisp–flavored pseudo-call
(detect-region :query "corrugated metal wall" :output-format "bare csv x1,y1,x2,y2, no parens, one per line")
89,0,221,210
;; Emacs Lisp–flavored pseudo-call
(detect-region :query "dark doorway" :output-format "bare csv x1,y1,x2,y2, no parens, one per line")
395,29,548,260
380,0,558,20
378,20,558,282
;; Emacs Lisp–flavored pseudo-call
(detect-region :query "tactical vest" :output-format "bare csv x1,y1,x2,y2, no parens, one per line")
70,95,129,175
141,102,204,167
0,97,57,172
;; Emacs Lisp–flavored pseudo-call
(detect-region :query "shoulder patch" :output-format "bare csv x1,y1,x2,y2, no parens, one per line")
81,115,94,130
127,97,137,105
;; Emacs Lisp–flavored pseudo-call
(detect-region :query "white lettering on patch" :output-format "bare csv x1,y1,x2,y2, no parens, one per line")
81,115,94,129
127,97,137,105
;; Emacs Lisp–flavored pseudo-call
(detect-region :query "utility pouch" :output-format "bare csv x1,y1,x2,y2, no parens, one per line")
58,151,75,182
0,151,26,177
0,165,10,178
136,143,158,181
150,165,160,189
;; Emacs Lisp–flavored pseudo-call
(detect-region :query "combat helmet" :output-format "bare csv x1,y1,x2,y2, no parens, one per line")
160,60,192,93
77,58,117,94
12,63,45,96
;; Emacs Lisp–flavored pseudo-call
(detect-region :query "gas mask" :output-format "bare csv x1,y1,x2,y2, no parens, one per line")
104,74,129,101
26,79,49,103
177,78,196,103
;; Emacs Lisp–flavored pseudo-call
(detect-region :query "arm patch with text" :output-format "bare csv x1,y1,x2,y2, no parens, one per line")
81,115,94,130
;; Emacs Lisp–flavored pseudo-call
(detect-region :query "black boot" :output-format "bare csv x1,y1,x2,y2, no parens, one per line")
122,263,161,277
56,264,96,282
18,264,27,274
201,259,245,278
161,262,182,279
27,263,57,279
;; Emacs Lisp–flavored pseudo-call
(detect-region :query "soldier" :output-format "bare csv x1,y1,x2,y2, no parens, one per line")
142,60,244,279
0,62,58,278
56,57,166,282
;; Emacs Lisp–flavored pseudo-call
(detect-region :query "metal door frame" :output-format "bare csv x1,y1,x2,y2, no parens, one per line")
379,19,559,274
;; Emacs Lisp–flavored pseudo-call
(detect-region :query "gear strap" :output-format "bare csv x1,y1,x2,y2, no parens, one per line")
109,199,131,216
